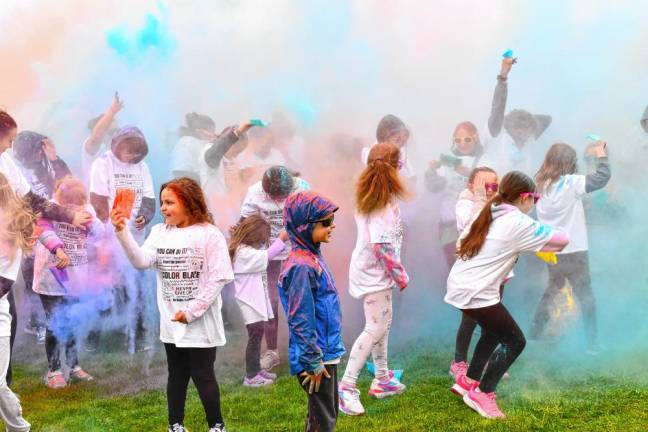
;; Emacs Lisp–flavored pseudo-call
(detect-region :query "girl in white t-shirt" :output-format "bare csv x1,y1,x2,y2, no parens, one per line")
32,176,104,389
228,215,287,388
339,143,409,417
112,177,233,432
448,167,499,381
445,171,568,419
531,142,611,352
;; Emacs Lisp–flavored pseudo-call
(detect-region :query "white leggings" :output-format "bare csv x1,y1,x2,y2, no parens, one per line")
0,336,30,432
341,290,393,386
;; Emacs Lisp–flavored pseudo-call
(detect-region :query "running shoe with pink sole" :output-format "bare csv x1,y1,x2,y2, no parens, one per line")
449,360,469,380
368,372,406,399
450,373,478,397
463,387,506,419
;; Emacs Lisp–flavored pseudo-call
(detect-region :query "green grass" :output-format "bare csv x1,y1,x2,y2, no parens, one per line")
6,334,648,432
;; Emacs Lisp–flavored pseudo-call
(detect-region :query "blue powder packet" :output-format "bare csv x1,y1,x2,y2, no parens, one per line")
586,133,601,141
250,119,268,127
503,49,514,58
366,361,403,380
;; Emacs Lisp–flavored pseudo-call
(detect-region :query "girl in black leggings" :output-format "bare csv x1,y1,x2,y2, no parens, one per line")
444,171,569,419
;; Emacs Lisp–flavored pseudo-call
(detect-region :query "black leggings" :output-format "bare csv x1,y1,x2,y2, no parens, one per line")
454,285,505,363
463,303,526,393
164,343,223,428
264,260,282,351
246,322,265,378
40,295,79,372
531,251,597,345
297,364,338,432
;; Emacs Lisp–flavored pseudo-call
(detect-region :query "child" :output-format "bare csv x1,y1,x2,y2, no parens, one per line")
279,191,343,432
530,141,611,352
12,131,72,343
228,215,287,387
448,167,499,381
82,93,123,185
338,143,408,416
171,112,217,182
425,55,514,267
445,171,568,419
89,125,155,352
112,177,233,432
362,115,415,184
239,165,309,371
0,172,34,432
32,176,104,388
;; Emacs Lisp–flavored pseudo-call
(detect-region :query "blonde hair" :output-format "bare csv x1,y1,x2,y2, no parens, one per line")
0,173,37,259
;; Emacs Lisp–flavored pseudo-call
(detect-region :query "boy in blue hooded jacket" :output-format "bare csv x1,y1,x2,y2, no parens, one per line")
279,191,344,432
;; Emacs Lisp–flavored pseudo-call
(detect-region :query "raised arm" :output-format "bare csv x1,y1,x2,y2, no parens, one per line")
84,93,123,157
585,142,611,193
488,56,515,138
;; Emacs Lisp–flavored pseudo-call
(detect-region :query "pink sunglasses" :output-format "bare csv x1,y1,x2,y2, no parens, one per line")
520,192,541,203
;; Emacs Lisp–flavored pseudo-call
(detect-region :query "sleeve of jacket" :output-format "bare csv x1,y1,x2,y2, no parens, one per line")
284,265,323,373
204,129,240,169
25,191,74,223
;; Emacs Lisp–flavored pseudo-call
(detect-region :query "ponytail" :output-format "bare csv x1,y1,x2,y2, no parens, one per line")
355,143,407,215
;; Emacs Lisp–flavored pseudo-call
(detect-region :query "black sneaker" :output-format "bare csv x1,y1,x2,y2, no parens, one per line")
208,424,227,432
168,423,186,432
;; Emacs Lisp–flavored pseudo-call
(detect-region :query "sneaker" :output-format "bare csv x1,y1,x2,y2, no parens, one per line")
70,366,94,382
36,326,46,345
367,372,406,399
45,370,66,389
208,423,227,432
259,369,277,380
450,373,478,397
463,388,506,419
168,423,186,432
449,360,469,380
339,383,365,416
243,372,273,388
259,350,280,370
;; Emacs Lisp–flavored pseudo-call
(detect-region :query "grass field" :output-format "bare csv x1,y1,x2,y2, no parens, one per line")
7,329,648,432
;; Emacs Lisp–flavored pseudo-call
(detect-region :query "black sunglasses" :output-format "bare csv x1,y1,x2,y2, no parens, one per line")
314,215,335,227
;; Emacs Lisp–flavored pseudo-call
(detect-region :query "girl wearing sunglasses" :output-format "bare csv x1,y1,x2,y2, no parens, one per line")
530,141,610,354
445,171,569,419
426,55,515,270
339,142,409,416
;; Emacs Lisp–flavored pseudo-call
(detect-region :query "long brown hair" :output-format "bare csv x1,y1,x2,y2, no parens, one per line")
458,171,536,260
355,143,407,215
160,177,213,225
535,143,577,193
228,215,271,261
0,173,37,258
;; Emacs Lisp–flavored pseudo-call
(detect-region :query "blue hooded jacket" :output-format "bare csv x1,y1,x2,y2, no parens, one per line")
279,191,345,375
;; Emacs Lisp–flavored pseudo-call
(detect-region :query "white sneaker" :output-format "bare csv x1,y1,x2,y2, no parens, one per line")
208,424,227,432
260,350,280,370
168,423,186,432
243,373,273,388
339,383,365,416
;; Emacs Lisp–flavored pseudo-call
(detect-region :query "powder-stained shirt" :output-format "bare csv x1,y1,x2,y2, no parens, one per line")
116,223,234,348
348,202,403,299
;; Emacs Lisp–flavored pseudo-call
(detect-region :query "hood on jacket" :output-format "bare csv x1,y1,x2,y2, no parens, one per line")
111,126,149,164
491,202,519,219
13,131,47,168
641,105,648,133
283,191,338,256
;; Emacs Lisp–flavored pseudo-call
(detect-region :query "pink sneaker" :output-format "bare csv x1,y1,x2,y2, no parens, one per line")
450,373,478,397
449,361,469,380
368,372,406,399
45,370,66,389
463,388,506,419
70,366,94,382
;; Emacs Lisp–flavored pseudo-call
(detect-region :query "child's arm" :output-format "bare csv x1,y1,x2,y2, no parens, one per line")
24,191,83,225
114,221,157,269
37,219,63,254
0,276,13,298
182,230,233,322
372,243,409,291
585,144,611,193
267,234,288,261
487,58,512,138
136,165,156,227
539,230,569,252
85,93,123,157
284,266,325,374
89,157,111,222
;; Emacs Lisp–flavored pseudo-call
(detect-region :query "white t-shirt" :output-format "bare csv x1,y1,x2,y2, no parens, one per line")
171,136,207,178
479,127,543,177
0,152,30,198
89,151,155,243
445,204,553,309
535,175,588,254
348,202,403,299
232,245,274,325
436,155,476,224
116,223,234,348
81,138,107,186
33,204,104,296
239,178,310,261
